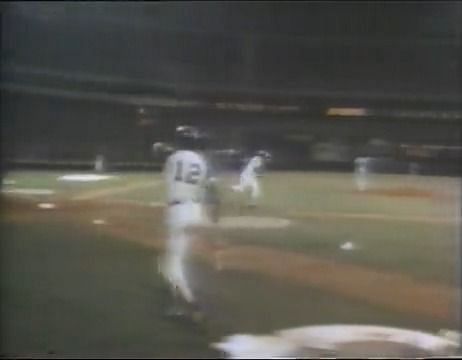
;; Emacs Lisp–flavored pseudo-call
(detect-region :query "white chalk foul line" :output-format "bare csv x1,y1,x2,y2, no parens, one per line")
102,199,165,208
72,181,161,201
2,188,55,195
58,174,115,182
2,179,16,185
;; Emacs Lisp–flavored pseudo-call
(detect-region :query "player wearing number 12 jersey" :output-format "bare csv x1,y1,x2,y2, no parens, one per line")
159,126,210,320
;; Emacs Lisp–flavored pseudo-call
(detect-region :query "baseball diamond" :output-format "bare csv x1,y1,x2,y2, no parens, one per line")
1,170,460,357
2,2,461,358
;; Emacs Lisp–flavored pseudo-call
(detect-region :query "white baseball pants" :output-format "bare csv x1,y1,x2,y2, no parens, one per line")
160,201,204,303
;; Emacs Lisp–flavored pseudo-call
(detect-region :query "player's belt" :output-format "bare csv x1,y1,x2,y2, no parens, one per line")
167,199,199,207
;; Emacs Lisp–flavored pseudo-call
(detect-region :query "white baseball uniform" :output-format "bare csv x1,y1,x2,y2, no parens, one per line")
232,155,263,203
160,150,208,303
94,154,106,173
354,157,369,191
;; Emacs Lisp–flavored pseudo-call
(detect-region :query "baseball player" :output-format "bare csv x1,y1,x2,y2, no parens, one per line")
354,157,370,191
158,125,211,321
232,150,271,207
94,154,106,173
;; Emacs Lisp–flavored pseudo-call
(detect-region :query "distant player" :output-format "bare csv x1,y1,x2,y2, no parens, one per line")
94,154,106,173
354,157,370,191
158,125,211,321
232,150,271,207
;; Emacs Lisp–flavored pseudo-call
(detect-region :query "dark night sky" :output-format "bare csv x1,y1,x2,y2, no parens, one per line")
1,2,461,101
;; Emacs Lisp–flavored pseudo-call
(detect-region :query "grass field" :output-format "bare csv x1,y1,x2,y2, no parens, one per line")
1,169,460,357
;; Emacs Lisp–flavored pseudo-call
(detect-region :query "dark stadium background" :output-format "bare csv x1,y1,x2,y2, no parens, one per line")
1,1,461,174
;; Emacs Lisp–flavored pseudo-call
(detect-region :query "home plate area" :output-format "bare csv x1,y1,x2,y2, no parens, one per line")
213,325,460,358
212,216,291,229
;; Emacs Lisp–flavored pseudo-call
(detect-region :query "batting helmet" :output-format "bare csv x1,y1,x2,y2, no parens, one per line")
255,150,272,161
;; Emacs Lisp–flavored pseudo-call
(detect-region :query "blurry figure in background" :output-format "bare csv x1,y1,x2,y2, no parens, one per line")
158,125,211,322
94,154,106,173
354,157,370,192
409,162,420,175
232,150,271,207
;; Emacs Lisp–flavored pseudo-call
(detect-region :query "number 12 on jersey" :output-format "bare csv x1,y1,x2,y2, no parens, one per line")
174,160,202,184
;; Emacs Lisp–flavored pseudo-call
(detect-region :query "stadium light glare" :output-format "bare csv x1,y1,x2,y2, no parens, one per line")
215,102,300,113
326,107,368,117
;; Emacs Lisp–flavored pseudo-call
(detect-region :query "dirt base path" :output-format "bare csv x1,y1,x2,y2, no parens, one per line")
97,204,458,323
354,187,453,200
3,198,458,323
291,211,458,225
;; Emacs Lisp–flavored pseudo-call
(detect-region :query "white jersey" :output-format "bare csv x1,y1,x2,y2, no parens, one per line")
164,150,208,203
355,157,369,174
241,156,263,178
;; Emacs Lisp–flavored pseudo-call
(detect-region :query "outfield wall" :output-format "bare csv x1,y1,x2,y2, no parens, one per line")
4,157,460,177
2,92,460,176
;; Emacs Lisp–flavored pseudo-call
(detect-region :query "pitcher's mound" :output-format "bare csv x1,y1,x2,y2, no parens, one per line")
216,216,291,229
